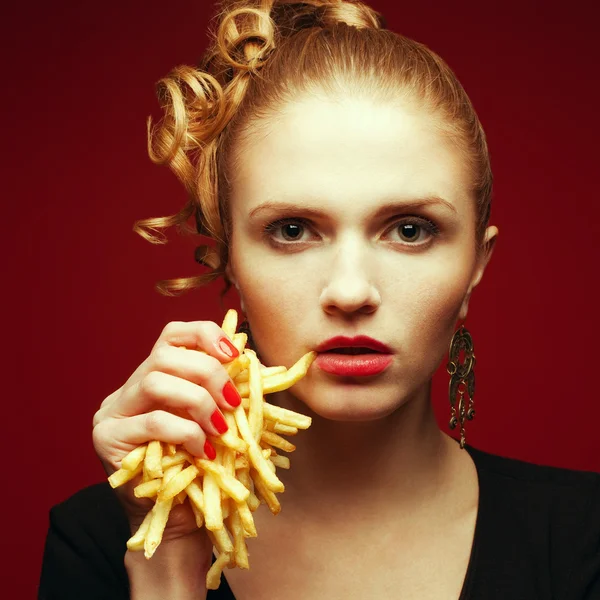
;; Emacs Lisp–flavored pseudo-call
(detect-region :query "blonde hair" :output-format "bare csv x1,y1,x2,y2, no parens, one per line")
134,0,493,297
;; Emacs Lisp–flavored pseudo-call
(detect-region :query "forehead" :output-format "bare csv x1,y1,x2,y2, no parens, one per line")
229,94,472,219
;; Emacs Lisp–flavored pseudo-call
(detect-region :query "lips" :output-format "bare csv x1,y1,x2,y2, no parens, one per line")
315,335,392,354
323,347,378,355
314,335,393,376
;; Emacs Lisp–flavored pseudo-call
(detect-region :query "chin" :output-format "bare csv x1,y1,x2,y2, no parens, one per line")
290,380,403,422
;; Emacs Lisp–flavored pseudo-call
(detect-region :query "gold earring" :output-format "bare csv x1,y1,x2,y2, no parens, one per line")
446,324,476,449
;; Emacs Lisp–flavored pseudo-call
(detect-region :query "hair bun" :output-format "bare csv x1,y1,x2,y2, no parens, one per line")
216,6,276,71
207,1,385,79
271,0,385,32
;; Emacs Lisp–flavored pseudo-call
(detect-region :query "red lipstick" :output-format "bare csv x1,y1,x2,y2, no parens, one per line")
314,335,393,377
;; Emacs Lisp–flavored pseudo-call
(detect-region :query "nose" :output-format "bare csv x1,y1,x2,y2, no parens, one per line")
319,235,381,317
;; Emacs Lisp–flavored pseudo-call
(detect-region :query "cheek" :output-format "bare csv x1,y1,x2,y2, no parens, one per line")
231,251,311,366
397,263,472,377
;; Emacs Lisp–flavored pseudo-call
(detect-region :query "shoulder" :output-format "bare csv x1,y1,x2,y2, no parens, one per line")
467,442,600,489
466,443,600,512
466,444,600,597
40,483,131,598
50,481,127,522
48,482,130,551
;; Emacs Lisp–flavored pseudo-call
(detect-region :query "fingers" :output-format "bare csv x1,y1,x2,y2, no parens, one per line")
152,320,239,362
112,371,231,437
148,345,242,412
95,410,213,461
115,320,241,405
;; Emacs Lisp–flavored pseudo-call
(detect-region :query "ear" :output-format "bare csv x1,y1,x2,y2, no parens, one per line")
225,263,247,314
458,226,499,322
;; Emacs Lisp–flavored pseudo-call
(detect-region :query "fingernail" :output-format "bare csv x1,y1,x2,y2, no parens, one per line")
217,337,239,359
222,380,242,407
204,440,216,460
210,409,229,434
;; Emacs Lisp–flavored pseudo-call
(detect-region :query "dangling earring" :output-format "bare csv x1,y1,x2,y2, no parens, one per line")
446,324,476,449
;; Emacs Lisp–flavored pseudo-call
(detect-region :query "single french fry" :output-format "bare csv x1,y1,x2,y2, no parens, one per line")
190,498,204,528
214,411,248,454
185,479,204,511
235,500,257,537
144,498,173,558
174,490,187,505
246,350,264,443
121,444,147,471
261,402,312,429
212,432,248,454
158,464,199,501
261,430,296,453
236,467,261,512
251,468,281,515
223,447,236,479
227,509,249,569
234,405,284,493
166,443,177,456
160,463,184,484
144,463,183,558
221,309,238,339
266,421,298,436
234,364,286,383
134,479,161,498
208,527,234,554
232,332,248,354
270,454,290,469
222,496,231,520
203,471,223,531
236,351,316,396
206,552,231,590
247,493,261,512
126,510,153,551
108,462,143,488
142,463,153,483
161,450,193,469
144,440,163,479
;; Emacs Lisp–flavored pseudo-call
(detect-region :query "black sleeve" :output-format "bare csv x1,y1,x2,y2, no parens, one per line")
562,476,600,599
38,484,131,600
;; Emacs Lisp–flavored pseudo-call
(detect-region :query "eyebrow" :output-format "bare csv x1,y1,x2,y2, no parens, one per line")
248,196,458,219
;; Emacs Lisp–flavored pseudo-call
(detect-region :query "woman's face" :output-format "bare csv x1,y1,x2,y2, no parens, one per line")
227,93,497,421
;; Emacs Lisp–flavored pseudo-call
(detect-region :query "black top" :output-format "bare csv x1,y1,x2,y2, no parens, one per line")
38,443,600,599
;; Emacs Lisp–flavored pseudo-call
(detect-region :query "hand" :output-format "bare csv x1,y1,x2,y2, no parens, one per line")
92,320,242,542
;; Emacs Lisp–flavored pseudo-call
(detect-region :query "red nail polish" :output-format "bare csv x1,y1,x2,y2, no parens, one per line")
210,409,229,434
217,337,239,359
222,380,241,407
204,439,216,460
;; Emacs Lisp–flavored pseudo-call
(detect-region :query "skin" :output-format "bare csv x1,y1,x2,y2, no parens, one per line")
226,91,498,524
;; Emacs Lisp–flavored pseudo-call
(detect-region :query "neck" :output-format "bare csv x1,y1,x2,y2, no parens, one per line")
271,381,459,520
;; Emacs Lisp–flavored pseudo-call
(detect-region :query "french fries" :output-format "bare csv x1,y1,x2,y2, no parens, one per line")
108,308,315,590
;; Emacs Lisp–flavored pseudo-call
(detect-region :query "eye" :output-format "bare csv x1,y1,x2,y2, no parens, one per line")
262,218,315,244
386,217,440,245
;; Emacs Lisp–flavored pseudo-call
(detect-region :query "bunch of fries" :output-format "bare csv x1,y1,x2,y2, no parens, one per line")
108,309,315,589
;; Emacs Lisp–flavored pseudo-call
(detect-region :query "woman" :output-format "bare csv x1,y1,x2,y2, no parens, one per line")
39,1,600,598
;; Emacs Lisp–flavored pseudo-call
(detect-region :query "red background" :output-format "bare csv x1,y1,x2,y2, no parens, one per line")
3,0,599,596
